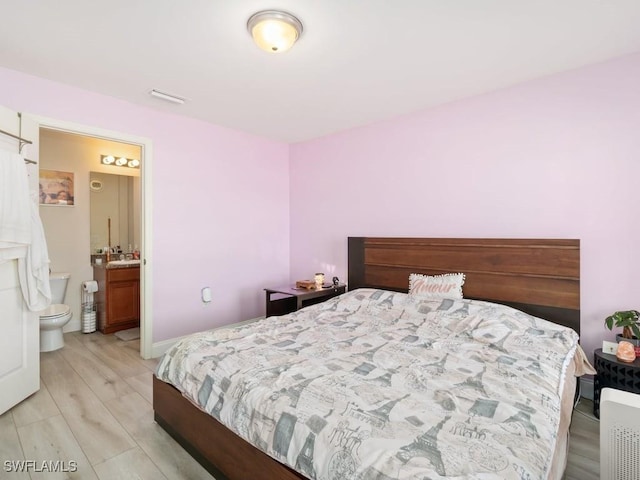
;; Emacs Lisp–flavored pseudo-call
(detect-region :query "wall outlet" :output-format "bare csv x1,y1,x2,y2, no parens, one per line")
602,340,618,355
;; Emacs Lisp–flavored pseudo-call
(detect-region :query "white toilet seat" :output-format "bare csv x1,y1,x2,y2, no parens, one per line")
40,303,71,319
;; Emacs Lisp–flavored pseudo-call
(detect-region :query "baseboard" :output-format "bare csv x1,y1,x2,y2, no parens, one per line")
580,377,594,401
151,316,265,359
63,318,81,333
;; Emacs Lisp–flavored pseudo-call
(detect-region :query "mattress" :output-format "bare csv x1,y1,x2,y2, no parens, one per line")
156,288,590,479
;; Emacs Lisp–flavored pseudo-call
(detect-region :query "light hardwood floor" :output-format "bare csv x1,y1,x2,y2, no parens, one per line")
1,331,599,479
1,331,213,480
565,397,600,480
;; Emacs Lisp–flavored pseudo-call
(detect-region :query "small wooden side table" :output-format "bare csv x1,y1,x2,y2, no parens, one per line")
593,347,640,418
264,284,346,318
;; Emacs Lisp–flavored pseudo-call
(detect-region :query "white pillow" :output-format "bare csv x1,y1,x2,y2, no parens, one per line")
408,272,465,300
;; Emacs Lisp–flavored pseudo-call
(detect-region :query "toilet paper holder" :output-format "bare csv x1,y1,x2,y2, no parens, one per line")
82,280,98,293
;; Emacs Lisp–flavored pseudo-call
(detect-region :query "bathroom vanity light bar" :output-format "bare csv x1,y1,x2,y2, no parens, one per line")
149,89,185,104
101,155,140,169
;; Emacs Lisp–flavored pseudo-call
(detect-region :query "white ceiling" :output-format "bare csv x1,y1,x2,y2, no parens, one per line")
2,1,640,143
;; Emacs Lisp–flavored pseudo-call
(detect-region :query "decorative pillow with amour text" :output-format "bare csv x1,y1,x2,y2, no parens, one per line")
408,272,465,300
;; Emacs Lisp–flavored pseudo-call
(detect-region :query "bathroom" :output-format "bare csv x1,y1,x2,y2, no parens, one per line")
38,128,141,342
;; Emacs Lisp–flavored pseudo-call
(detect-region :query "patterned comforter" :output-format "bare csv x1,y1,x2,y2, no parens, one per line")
156,288,581,479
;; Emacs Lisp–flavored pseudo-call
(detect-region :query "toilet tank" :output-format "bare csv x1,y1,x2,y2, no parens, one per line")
49,272,71,304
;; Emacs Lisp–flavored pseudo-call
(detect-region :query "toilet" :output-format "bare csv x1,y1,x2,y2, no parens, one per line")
39,272,72,352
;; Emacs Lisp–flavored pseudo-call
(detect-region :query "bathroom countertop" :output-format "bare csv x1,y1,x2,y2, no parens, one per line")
93,263,141,269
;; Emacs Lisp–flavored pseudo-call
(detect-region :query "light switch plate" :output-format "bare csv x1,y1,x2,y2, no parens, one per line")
602,340,618,355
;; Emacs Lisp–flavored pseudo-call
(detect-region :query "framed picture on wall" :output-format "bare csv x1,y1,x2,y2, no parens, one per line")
39,170,75,206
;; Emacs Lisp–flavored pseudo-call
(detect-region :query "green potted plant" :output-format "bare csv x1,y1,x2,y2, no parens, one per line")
605,310,640,347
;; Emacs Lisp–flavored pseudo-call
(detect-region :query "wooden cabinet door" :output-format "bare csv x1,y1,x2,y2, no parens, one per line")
107,280,139,325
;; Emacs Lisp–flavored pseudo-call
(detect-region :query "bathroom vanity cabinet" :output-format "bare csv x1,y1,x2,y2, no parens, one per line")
93,265,140,334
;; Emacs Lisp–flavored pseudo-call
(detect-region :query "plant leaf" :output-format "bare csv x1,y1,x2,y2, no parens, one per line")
632,324,640,340
605,316,614,330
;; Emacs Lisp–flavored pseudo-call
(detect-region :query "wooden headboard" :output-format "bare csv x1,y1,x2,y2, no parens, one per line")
348,237,580,334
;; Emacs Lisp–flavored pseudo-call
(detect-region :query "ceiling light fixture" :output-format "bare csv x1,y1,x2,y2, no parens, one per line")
247,10,303,53
149,89,186,104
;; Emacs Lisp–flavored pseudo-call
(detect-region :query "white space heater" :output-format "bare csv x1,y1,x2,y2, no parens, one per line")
600,388,640,480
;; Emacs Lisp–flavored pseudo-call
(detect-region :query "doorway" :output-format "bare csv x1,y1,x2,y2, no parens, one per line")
35,118,152,359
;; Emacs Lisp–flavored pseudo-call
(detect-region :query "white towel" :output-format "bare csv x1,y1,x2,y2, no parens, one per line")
0,148,51,310
18,198,51,311
0,149,30,261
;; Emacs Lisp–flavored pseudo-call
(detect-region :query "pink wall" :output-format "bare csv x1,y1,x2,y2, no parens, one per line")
290,53,640,359
0,67,290,343
3,50,639,357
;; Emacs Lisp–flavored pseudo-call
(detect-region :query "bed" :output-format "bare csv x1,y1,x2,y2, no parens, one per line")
153,237,592,480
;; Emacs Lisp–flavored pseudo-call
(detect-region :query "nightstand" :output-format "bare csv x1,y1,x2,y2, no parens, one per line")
264,284,346,317
593,348,640,418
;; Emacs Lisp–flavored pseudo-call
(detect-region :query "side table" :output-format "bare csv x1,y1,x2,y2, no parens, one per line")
593,347,640,418
264,283,346,318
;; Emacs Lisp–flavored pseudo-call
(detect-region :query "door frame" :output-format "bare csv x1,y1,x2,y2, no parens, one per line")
32,114,154,359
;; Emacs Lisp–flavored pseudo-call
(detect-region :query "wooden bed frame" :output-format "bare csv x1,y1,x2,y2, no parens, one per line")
347,237,580,334
153,237,580,480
